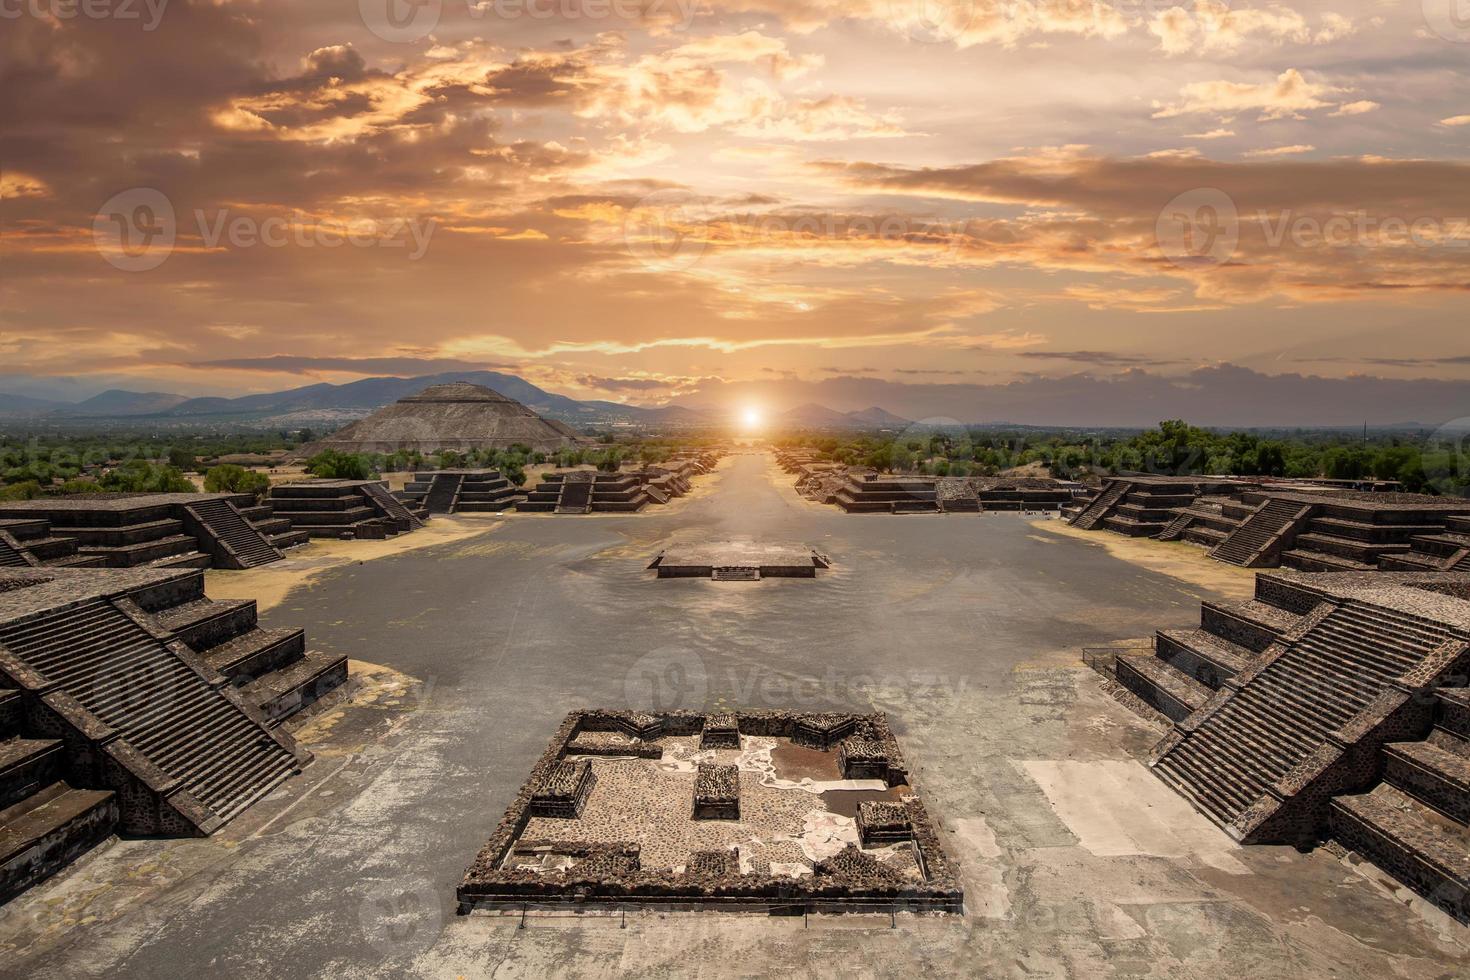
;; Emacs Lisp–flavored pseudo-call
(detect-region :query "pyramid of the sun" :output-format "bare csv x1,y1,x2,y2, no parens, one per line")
300,382,592,454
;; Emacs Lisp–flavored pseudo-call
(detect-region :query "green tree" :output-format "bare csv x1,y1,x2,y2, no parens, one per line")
304,450,379,480
204,464,271,498
100,460,195,493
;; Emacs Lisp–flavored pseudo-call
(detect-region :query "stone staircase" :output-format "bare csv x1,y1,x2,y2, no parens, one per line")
183,498,284,569
1069,480,1127,530
1330,688,1470,922
0,598,302,829
554,477,595,515
1115,592,1297,723
359,481,425,530
151,584,347,725
1148,590,1464,845
0,683,118,903
268,482,398,540
234,503,312,552
424,474,463,515
1381,516,1470,573
1210,498,1312,567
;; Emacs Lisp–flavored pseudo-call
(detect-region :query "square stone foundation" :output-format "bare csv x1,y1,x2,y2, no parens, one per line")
457,709,962,915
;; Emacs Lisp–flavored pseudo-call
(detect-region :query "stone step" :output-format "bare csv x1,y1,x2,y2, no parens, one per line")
1116,654,1211,722
155,597,259,650
0,782,118,904
202,627,307,680
268,529,312,551
243,649,349,725
1292,532,1409,563
78,534,202,568
0,737,65,810
0,689,19,738
1384,740,1470,824
52,519,185,547
1156,628,1251,687
150,550,213,570
1330,784,1470,924
1279,548,1375,573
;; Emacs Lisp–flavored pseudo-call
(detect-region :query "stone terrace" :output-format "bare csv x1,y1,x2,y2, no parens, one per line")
0,494,299,570
1103,569,1470,922
0,566,342,903
400,470,521,515
268,480,426,539
1207,490,1470,571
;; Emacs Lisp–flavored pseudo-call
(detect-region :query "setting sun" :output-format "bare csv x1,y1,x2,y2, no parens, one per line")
740,406,764,431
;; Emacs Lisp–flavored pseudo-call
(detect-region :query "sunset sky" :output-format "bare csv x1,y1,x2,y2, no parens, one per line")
4,0,1470,422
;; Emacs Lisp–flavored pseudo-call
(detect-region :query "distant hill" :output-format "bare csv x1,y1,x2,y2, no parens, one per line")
779,402,912,430
0,371,714,429
70,390,191,416
0,392,65,415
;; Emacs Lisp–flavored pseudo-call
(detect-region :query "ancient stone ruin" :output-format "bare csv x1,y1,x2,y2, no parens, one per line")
399,469,522,515
0,493,307,570
456,710,962,914
1100,569,1470,921
1070,479,1470,573
268,480,427,540
649,543,832,580
295,382,592,455
0,566,344,902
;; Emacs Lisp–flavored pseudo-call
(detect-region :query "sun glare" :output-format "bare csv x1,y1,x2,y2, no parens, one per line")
740,406,764,431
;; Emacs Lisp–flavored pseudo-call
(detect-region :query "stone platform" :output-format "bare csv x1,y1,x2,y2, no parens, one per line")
457,710,961,914
1105,568,1470,922
648,543,831,580
0,565,343,903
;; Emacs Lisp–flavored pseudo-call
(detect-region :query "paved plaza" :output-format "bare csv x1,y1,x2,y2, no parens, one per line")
4,453,1467,978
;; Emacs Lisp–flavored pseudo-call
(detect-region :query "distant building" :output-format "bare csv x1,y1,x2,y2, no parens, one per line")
296,382,593,455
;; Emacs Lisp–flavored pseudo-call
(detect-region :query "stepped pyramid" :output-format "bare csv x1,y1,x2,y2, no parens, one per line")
298,382,591,455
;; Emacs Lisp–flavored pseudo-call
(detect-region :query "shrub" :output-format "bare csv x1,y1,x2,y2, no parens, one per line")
100,460,196,493
0,480,42,501
204,464,271,498
304,450,379,480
